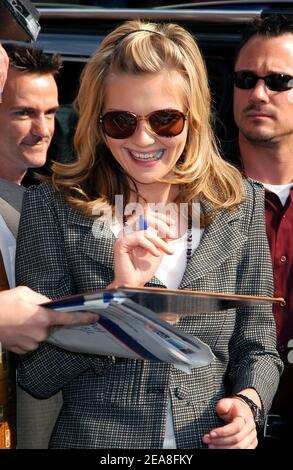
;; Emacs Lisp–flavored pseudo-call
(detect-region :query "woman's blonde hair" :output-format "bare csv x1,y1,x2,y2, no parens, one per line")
51,20,244,217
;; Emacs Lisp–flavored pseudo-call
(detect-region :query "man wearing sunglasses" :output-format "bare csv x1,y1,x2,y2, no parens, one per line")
232,14,293,448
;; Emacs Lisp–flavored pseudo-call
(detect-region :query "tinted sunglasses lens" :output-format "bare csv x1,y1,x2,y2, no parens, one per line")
234,72,293,92
101,110,186,139
234,72,258,89
265,74,292,91
102,111,137,138
149,110,186,137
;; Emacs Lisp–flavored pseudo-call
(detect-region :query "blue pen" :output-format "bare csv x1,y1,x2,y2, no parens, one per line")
138,214,148,230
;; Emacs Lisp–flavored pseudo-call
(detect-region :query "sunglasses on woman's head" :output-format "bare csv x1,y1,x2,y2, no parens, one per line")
233,71,293,92
100,109,187,139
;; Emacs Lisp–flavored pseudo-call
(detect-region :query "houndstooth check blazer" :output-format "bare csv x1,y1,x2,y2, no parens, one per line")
15,179,282,449
0,178,62,449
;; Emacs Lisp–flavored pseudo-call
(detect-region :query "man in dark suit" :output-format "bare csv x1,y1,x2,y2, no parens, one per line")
0,43,98,448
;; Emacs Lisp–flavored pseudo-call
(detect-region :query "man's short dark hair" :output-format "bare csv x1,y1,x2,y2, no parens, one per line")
236,14,293,61
2,43,62,76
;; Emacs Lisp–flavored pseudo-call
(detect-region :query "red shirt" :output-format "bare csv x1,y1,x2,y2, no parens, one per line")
265,187,293,415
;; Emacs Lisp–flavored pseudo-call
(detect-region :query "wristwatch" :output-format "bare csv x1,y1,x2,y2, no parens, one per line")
232,393,265,432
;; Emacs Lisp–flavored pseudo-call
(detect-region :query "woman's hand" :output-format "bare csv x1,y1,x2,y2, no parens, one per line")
202,396,258,449
112,223,174,287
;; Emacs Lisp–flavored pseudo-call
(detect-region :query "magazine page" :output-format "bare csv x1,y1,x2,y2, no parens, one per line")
47,297,215,372
47,316,144,358
99,301,195,372
110,300,215,371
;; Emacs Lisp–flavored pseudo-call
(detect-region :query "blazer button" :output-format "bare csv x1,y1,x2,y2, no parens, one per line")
174,387,188,400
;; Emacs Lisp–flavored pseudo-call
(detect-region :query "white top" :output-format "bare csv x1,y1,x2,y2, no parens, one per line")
155,226,203,289
0,214,16,288
264,182,293,206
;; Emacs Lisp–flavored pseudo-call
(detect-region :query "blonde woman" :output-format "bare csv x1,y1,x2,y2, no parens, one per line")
16,21,282,449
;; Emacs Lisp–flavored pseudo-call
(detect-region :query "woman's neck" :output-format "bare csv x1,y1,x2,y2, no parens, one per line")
130,182,180,206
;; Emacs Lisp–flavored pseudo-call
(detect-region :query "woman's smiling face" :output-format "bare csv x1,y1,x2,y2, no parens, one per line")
102,70,188,190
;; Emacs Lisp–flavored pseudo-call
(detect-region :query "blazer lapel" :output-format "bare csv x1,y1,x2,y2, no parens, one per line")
67,209,115,271
180,201,247,289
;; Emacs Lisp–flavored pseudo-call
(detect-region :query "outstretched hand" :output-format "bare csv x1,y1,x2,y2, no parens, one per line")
0,286,99,354
202,396,258,449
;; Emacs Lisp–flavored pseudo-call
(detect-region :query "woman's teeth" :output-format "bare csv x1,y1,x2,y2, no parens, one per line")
130,150,164,161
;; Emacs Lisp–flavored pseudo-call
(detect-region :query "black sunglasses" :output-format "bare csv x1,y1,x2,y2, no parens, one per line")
100,109,187,139
233,71,293,92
